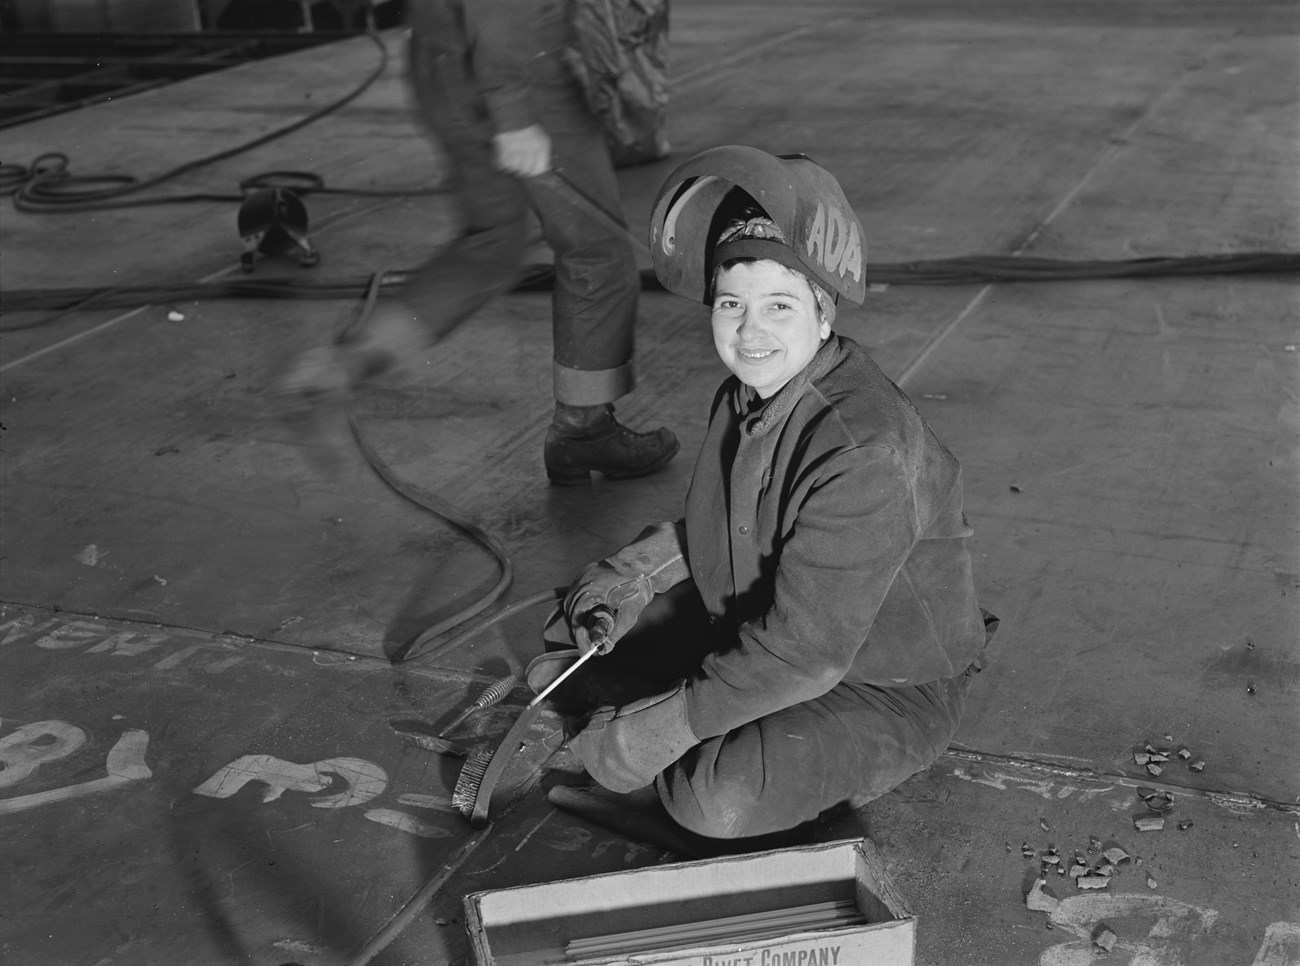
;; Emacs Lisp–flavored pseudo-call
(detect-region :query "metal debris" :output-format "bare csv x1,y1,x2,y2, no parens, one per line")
1177,747,1192,760
1025,835,1144,896
1146,873,1158,890
1101,844,1130,866
1021,841,1036,859
1177,821,1194,831
1189,759,1206,772
1026,878,1060,913
1039,817,1051,832
1134,814,1165,832
1146,762,1164,776
1137,787,1175,813
1093,924,1118,953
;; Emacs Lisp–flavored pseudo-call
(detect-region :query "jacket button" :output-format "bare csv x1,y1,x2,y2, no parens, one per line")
738,525,750,535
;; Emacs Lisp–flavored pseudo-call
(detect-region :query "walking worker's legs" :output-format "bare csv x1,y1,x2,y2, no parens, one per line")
656,673,972,839
521,66,677,483
398,4,532,346
279,3,529,398
524,77,640,406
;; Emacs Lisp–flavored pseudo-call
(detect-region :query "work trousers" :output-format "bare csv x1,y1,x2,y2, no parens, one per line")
403,5,640,405
545,582,981,839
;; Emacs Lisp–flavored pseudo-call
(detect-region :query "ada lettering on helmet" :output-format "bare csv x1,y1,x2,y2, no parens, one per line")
804,202,863,284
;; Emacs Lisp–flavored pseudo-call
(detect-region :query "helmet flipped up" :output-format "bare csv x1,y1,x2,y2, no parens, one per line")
649,145,867,307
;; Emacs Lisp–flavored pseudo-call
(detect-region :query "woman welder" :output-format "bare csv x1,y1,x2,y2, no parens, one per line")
534,145,996,839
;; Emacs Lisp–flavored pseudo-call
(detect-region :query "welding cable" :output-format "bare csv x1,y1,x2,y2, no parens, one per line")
0,288,121,332
346,406,519,662
333,271,527,666
330,275,564,665
862,251,1300,285
5,251,1298,322
392,586,566,665
0,271,411,319
5,32,448,213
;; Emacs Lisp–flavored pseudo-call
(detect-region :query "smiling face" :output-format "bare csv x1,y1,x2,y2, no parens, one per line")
711,259,831,398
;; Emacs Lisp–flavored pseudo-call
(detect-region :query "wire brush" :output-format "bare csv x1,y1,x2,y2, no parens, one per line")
450,747,495,818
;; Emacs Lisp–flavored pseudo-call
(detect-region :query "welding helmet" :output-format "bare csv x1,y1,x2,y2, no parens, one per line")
649,145,867,307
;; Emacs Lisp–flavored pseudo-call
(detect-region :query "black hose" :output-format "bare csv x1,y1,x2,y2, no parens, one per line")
393,587,565,665
3,32,449,214
5,253,1297,324
333,272,565,667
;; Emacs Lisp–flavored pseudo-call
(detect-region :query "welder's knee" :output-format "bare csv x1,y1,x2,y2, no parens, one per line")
655,766,764,840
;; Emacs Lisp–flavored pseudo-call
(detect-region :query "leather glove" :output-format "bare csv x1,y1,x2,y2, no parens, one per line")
568,682,699,793
564,521,689,655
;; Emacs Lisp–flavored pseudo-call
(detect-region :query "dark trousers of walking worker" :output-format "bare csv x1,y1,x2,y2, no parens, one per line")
281,0,678,483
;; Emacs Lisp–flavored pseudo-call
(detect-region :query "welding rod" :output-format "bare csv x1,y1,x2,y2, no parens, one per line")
526,607,614,709
566,900,866,959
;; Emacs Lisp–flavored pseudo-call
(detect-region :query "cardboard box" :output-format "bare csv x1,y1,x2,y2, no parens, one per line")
464,838,915,966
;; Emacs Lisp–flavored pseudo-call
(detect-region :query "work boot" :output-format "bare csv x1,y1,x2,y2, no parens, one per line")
544,403,679,484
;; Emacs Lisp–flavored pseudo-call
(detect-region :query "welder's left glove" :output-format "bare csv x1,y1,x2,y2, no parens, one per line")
568,682,699,793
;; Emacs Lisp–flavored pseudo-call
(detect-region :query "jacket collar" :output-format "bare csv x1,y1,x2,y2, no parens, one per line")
732,336,841,437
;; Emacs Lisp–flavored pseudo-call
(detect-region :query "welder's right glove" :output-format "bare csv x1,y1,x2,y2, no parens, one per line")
564,521,690,655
